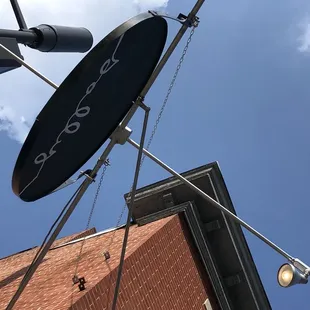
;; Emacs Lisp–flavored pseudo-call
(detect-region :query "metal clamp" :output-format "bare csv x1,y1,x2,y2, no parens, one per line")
78,277,86,291
136,98,150,112
72,275,86,291
103,251,111,260
111,125,132,145
79,170,96,182
148,10,200,28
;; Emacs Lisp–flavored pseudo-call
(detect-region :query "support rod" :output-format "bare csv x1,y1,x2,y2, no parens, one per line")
111,107,150,310
0,43,58,89
127,138,295,262
0,29,36,44
5,140,116,310
10,0,27,29
120,0,205,129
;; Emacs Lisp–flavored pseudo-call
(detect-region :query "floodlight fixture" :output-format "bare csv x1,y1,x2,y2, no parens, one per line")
277,259,310,288
28,24,93,53
0,0,93,74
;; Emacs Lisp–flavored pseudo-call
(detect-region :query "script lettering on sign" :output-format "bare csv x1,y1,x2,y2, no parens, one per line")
20,34,125,195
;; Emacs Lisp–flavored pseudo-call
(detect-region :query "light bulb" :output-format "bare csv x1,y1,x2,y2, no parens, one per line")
278,264,293,287
281,270,292,282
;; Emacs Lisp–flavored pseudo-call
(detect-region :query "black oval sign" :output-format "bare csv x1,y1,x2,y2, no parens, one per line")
12,13,168,202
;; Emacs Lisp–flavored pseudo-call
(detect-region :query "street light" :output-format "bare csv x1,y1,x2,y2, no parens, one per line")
278,261,309,288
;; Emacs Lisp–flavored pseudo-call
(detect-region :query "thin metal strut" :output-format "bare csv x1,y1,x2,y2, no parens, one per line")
127,137,310,275
127,137,295,263
0,43,58,89
111,104,150,310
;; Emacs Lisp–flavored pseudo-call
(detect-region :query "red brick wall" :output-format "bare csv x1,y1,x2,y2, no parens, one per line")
0,216,176,309
71,215,215,310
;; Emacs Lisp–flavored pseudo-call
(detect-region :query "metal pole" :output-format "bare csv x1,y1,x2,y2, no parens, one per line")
0,43,58,89
0,29,37,44
119,0,205,129
127,138,295,262
111,106,150,310
10,0,27,29
5,140,116,310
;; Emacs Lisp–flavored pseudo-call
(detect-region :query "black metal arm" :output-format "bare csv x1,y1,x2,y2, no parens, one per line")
0,28,36,45
10,0,27,29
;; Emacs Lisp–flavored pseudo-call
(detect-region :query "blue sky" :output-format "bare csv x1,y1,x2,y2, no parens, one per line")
1,0,310,309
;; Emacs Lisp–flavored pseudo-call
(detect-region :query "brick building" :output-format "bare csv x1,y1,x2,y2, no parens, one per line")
0,162,271,309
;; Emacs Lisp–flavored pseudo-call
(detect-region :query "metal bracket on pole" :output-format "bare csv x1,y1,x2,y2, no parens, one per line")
136,97,150,112
79,170,96,182
148,10,200,28
293,259,310,275
111,126,132,145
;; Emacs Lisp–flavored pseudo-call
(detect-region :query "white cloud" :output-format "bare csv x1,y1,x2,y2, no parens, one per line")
0,0,169,143
298,15,310,53
0,106,29,142
134,0,169,12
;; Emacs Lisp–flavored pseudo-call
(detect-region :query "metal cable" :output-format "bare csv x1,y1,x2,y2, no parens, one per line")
73,162,109,279
143,27,196,155
70,162,109,308
104,27,196,252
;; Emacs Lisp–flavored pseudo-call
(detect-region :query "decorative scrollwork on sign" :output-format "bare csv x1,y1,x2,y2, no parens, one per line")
20,34,125,195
